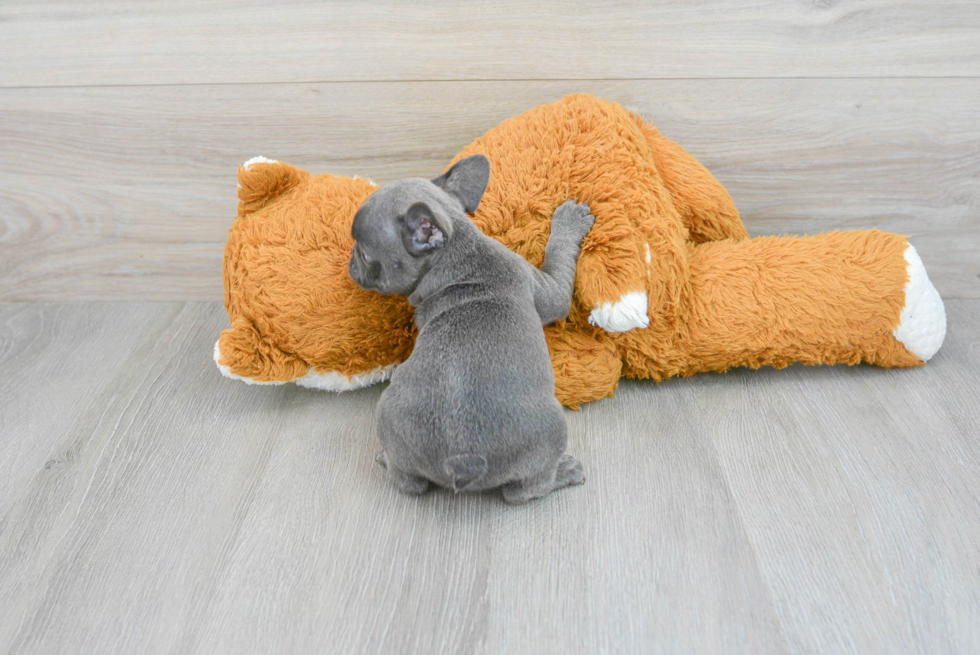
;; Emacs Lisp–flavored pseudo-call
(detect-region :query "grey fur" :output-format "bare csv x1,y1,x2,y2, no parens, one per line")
348,154,594,503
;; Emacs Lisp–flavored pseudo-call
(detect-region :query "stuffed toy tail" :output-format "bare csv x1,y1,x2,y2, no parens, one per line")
676,230,946,375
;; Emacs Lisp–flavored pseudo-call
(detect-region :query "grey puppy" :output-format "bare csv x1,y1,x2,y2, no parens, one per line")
348,154,594,503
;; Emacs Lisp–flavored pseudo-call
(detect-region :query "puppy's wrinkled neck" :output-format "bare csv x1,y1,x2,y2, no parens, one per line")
407,216,488,313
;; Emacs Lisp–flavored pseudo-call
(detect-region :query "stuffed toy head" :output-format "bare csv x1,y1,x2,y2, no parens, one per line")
218,161,415,389
216,95,946,407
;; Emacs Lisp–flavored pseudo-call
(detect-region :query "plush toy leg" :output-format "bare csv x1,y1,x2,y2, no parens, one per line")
545,327,622,408
626,230,945,379
631,114,748,244
575,113,749,334
573,194,694,337
573,215,655,333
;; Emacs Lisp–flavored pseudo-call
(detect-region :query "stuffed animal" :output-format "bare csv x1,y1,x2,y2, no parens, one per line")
215,94,946,408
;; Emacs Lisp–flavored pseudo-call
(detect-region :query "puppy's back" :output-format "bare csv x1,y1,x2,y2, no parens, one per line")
379,238,566,487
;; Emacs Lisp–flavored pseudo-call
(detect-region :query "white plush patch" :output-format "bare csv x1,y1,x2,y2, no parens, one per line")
644,243,652,264
351,175,378,186
213,340,396,391
294,363,397,391
242,156,278,170
588,291,650,332
892,244,946,361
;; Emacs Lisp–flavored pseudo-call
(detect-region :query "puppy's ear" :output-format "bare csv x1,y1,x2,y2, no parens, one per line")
431,154,490,213
401,202,449,256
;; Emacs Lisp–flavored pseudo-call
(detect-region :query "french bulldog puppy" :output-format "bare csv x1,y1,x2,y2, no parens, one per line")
348,154,594,503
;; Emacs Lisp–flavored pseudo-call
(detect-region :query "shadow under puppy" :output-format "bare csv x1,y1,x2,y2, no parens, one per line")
348,155,594,503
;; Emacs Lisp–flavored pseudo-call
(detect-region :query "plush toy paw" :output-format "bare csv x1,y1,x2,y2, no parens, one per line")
213,340,287,386
892,244,946,361
587,290,650,332
295,363,398,391
214,319,310,384
214,337,397,391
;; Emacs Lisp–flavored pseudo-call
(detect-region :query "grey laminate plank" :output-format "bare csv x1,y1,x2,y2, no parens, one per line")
690,300,980,654
0,303,295,654
0,303,173,513
0,301,788,654
855,300,980,495
2,0,979,86
189,372,789,655
1,301,979,653
1,79,978,301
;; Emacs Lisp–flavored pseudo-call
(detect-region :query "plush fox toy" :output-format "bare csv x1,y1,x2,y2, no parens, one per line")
215,94,946,407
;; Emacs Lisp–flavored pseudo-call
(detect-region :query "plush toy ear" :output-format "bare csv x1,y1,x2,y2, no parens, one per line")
401,202,449,256
431,154,491,213
236,157,307,216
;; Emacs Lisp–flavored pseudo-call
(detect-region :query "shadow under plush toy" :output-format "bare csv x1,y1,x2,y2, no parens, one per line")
215,93,946,408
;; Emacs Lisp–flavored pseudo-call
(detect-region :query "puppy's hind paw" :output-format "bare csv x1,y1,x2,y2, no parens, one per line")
555,454,585,489
377,453,432,496
393,473,431,496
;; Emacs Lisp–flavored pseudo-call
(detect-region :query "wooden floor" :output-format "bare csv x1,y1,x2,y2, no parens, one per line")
2,1,980,653
0,301,978,654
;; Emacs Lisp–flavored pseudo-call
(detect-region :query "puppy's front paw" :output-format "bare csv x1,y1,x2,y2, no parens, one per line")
552,200,595,241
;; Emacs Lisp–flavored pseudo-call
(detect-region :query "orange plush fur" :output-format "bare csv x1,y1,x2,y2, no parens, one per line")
216,94,944,407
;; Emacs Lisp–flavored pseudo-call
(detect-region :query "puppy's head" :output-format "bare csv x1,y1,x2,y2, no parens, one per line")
348,154,490,295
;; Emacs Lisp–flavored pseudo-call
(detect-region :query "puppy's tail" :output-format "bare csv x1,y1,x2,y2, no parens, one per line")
443,454,488,493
